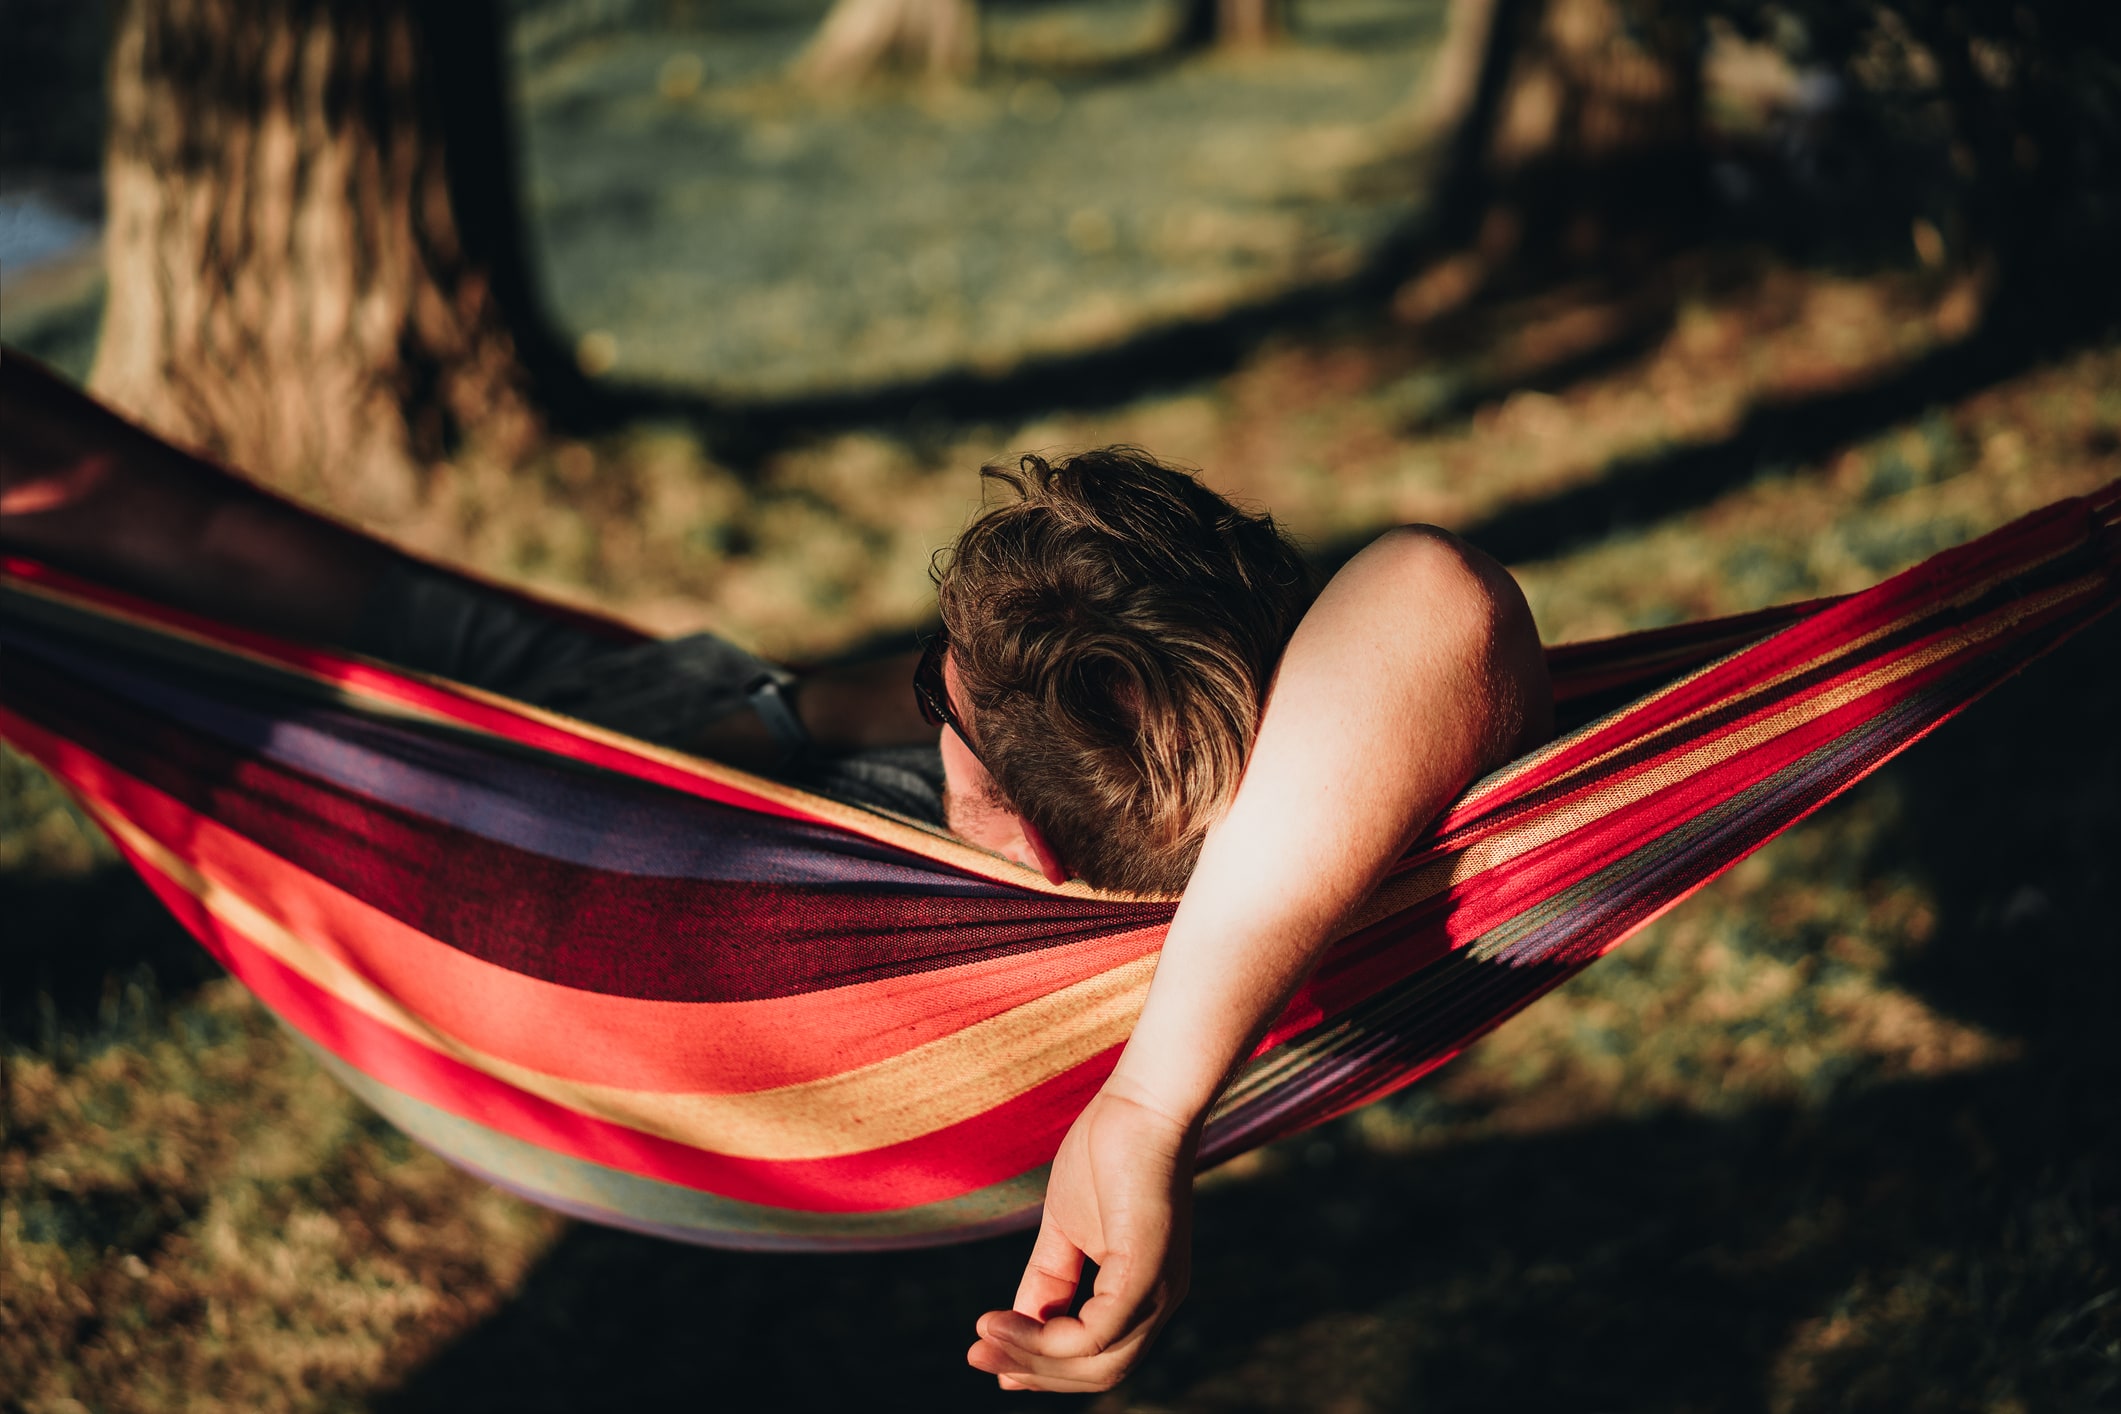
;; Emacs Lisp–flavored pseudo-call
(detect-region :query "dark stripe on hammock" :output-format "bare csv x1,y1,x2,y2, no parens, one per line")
0,648,1171,1002
1203,608,2086,1157
0,616,1013,894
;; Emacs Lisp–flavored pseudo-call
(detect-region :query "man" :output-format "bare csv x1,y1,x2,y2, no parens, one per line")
1,352,1551,1392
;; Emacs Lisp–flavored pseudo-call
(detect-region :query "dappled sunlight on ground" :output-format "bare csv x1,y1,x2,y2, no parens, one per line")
514,0,1449,396
6,2,2121,1404
2,975,560,1410
375,253,2115,666
10,281,2114,1405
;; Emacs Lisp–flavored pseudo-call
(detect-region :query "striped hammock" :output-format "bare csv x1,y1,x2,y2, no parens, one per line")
2,484,2114,1251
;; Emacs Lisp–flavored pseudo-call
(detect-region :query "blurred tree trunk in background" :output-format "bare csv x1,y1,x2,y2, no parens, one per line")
794,0,980,87
1415,0,1521,223
1410,0,1705,265
1487,0,1702,172
91,0,557,517
1419,0,1507,137
1820,0,2121,277
1425,0,2119,290
1176,0,1284,51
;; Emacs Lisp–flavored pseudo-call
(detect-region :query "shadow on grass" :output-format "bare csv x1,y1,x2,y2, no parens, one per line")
1883,618,2121,1051
0,866,223,1046
378,609,2120,1410
1456,290,2119,568
1291,274,2121,578
560,150,1725,469
576,212,1442,471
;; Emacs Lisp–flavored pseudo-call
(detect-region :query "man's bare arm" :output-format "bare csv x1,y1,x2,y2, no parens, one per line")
2,352,931,757
1113,527,1549,1118
970,526,1551,1393
0,351,397,640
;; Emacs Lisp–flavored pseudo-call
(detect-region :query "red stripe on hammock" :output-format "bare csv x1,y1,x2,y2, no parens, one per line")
0,555,824,823
0,482,2112,1240
0,655,1164,1000
1422,565,2106,862
0,703,1167,1091
1432,493,2108,829
1260,595,2091,1049
1259,613,2111,1130
115,830,1106,1209
1543,595,1844,704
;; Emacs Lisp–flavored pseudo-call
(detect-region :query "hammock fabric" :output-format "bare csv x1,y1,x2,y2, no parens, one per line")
2,484,2114,1251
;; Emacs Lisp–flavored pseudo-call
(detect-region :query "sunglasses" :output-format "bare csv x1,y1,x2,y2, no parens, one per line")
914,628,982,764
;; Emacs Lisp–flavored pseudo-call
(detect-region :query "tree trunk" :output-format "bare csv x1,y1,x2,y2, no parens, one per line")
1416,0,1528,234
1419,0,1505,138
793,0,980,88
1176,0,1284,51
90,0,552,520
1488,0,1702,170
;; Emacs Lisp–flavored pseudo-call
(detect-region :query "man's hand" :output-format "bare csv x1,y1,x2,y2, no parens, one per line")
965,526,1552,1393
968,1084,1197,1393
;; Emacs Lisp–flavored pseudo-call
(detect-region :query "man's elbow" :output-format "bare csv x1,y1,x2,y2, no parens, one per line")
1362,526,1552,758
1359,527,1513,639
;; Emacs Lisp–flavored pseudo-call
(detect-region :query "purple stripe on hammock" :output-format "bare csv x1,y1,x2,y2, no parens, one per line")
457,1160,1043,1253
1199,641,2036,1163
0,620,1014,896
303,1041,1050,1250
6,647,1169,1001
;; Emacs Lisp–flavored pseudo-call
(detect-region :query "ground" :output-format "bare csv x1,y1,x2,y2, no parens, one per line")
3,2,2119,1409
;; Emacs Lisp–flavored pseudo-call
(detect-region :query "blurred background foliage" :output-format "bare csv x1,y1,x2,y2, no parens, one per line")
2,0,2119,1410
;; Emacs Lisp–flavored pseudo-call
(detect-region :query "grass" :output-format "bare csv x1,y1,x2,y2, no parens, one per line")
8,255,2117,1410
6,11,2121,1410
512,0,1449,397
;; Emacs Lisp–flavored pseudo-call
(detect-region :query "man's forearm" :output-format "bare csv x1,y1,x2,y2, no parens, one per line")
1,351,393,642
796,649,934,751
968,528,1550,1392
1109,527,1550,1129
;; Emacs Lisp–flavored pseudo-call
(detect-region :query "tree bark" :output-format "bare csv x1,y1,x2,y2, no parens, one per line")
90,0,551,519
1487,0,1702,170
1176,0,1284,51
1417,0,1528,235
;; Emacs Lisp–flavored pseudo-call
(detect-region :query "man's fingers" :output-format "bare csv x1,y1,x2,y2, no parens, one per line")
1073,1282,1155,1353
967,1325,1156,1394
1056,1215,1173,1348
1010,1210,1086,1321
983,1283,1162,1364
985,1217,1171,1357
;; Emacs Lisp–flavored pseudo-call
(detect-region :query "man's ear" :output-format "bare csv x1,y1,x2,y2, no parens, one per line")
1018,816,1072,886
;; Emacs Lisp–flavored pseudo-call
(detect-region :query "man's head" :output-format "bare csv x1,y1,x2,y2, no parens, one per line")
933,448,1315,895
